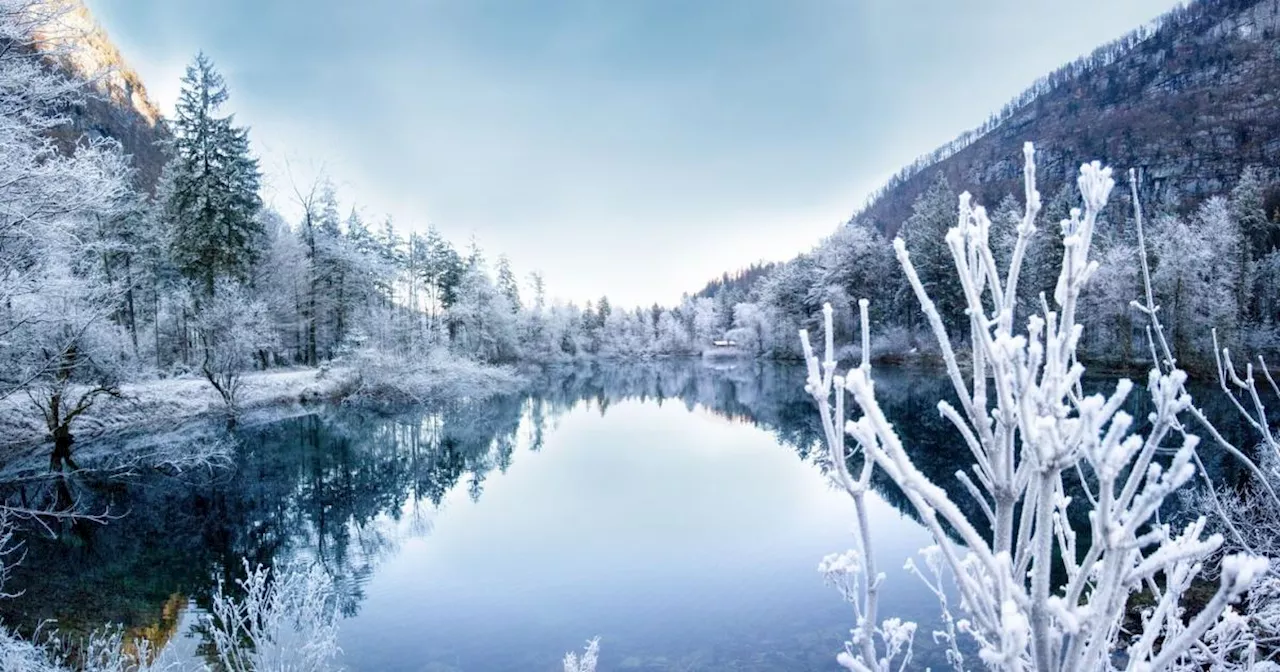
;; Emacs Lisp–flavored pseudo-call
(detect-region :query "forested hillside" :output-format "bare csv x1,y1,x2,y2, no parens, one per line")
861,0,1280,233
691,0,1280,371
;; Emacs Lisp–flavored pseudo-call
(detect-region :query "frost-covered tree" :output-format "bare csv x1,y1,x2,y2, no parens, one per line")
728,302,768,357
898,174,964,332
1150,197,1245,367
0,0,136,468
756,255,816,357
655,309,692,354
807,220,894,345
13,264,131,471
1231,166,1278,263
689,297,720,349
544,302,584,358
496,255,521,313
1078,241,1140,363
196,279,275,420
449,261,518,363
166,52,263,294
252,209,307,364
341,208,395,352
802,146,1268,671
419,225,464,340
600,308,658,358
291,177,359,364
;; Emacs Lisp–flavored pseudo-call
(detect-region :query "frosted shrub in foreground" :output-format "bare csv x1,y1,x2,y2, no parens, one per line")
0,545,341,671
208,560,341,672
563,637,600,672
801,145,1269,671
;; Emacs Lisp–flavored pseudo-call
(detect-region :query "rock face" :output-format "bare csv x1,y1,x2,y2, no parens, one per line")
34,0,170,192
858,0,1280,235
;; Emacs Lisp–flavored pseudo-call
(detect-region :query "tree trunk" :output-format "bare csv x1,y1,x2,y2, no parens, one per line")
180,306,190,367
124,257,139,356
153,274,163,370
335,269,346,355
50,424,77,472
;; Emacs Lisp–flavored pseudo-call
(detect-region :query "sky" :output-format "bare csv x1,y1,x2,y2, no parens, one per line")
85,0,1180,307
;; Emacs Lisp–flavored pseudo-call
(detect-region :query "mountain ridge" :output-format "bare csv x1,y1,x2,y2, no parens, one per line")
851,0,1280,237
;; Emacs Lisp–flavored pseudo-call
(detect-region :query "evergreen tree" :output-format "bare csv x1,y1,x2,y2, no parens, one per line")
597,296,612,325
166,52,263,294
1230,167,1274,323
420,226,463,335
1022,180,1072,313
1231,166,1277,259
495,255,521,313
899,174,964,332
528,272,546,313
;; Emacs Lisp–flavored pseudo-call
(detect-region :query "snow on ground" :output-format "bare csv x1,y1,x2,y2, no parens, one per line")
0,367,358,454
0,352,529,462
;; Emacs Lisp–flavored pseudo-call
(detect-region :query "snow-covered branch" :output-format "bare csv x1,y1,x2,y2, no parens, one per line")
802,144,1269,671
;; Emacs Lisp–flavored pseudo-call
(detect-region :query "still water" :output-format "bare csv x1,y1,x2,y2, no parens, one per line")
0,361,1259,670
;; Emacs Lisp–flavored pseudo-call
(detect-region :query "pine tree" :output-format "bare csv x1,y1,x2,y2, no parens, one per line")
1023,180,1072,312
420,226,463,338
1232,166,1276,258
495,255,521,313
899,174,964,332
597,296,612,325
528,271,546,313
315,184,348,357
166,52,263,294
1230,167,1273,323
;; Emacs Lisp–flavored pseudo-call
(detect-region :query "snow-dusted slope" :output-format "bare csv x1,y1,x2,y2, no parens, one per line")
32,0,170,191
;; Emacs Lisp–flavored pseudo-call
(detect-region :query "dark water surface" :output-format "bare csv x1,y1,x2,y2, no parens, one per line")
0,361,1264,670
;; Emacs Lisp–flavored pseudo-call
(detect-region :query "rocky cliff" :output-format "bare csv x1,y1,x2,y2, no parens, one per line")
33,0,169,192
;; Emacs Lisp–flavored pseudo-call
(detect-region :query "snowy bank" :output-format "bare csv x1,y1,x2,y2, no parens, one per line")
0,367,359,454
341,348,525,407
0,352,527,455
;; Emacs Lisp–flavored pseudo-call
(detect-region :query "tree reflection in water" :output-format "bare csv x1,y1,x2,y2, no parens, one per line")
0,360,1262,666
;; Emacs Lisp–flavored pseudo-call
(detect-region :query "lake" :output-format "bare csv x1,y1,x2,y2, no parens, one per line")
0,361,1261,671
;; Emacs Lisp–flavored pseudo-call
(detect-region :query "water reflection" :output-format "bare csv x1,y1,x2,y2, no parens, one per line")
0,360,1264,670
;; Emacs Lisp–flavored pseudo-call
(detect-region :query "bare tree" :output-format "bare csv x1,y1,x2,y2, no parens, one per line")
196,278,275,423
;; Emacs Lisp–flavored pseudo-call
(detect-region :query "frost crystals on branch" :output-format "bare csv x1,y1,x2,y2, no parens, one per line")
207,560,342,672
563,637,600,672
800,143,1269,671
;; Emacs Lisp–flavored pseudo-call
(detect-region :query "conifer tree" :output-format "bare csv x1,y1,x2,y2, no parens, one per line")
899,174,963,332
496,255,521,313
1230,166,1275,323
166,52,263,294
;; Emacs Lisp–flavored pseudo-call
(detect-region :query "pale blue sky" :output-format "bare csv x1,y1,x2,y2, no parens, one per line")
87,0,1178,306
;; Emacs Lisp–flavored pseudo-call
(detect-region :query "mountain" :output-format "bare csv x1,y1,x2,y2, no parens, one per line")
33,0,170,192
855,0,1280,236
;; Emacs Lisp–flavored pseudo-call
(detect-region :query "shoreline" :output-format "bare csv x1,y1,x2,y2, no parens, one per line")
0,352,530,462
0,367,360,459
